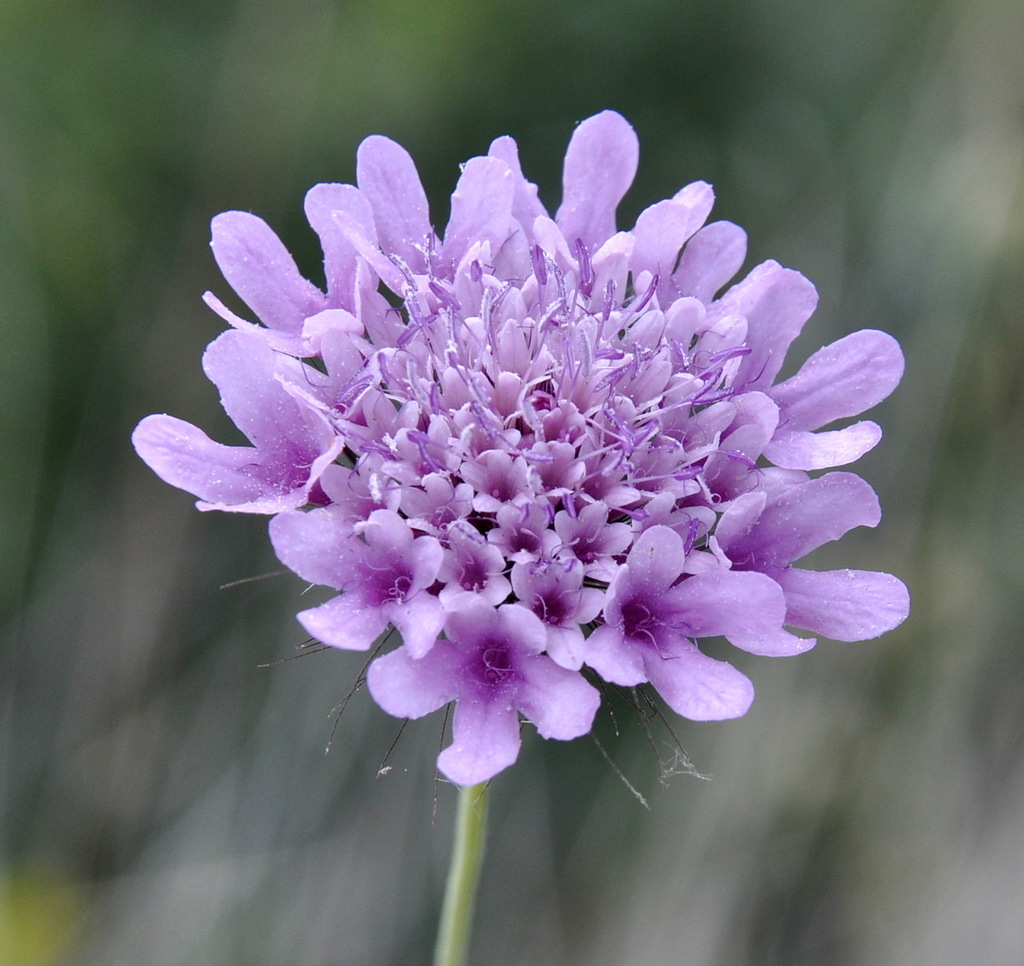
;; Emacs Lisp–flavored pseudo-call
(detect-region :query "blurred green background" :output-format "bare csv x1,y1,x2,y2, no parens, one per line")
2,0,1022,963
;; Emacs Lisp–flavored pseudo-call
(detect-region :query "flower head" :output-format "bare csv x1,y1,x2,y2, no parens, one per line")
133,111,909,784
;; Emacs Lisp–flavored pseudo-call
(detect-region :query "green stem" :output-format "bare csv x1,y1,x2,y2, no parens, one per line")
433,782,490,966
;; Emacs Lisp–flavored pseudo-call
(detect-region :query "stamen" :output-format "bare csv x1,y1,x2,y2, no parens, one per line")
429,279,462,312
531,244,548,286
575,238,594,298
602,280,617,323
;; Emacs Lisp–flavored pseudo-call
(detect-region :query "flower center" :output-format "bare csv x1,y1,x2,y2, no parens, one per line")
459,558,487,592
620,597,658,646
535,592,570,625
478,644,514,687
389,574,412,600
370,567,414,605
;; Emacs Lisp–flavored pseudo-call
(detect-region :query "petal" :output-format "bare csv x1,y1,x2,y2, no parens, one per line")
672,220,747,302
776,568,910,641
297,593,388,651
330,206,407,293
703,392,780,493
389,593,446,659
442,602,547,660
495,602,551,657
531,214,576,272
556,111,639,250
201,290,305,355
591,231,634,306
269,507,357,588
584,623,648,686
725,472,882,568
442,156,515,265
671,569,815,656
723,392,781,456
408,533,446,589
624,525,687,591
438,698,522,785
132,414,289,509
356,135,431,271
361,507,414,552
542,625,587,671
643,644,755,720
770,329,905,430
631,183,714,282
713,491,768,551
487,135,547,229
303,182,375,309
517,658,600,740
367,643,462,719
719,261,819,391
763,422,883,470
201,330,314,452
210,211,326,333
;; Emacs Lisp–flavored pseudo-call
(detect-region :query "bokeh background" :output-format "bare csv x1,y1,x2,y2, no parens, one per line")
2,0,1023,963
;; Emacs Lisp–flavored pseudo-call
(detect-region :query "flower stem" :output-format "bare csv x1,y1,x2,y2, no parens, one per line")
433,781,490,966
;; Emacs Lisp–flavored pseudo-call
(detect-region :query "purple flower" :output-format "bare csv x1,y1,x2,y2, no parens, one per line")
587,526,813,720
367,602,600,786
713,473,911,641
134,111,909,784
510,557,603,670
270,508,445,657
132,330,344,512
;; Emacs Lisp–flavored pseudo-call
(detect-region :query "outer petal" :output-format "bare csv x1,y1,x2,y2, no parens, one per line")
724,472,882,568
201,330,313,452
517,658,600,740
719,261,819,391
631,187,714,282
671,569,815,656
438,699,522,786
329,207,407,293
356,135,431,272
297,594,388,651
487,135,547,229
303,182,376,309
132,414,280,508
770,329,905,430
367,643,461,719
210,211,326,333
643,644,755,720
713,491,768,549
442,156,515,265
269,507,357,588
776,568,910,641
672,220,747,302
763,421,883,470
556,111,639,250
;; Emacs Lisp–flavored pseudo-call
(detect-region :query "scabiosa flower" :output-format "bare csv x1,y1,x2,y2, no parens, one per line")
133,111,909,785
